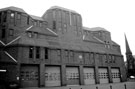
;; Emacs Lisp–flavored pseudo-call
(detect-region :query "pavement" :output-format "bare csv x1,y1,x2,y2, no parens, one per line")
20,82,135,89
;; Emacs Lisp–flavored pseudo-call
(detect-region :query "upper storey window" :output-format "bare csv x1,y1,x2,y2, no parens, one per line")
9,29,14,36
17,13,21,19
0,12,1,23
45,48,48,59
1,27,6,38
34,21,38,26
58,10,62,22
52,10,56,20
11,12,15,18
29,46,34,58
53,21,56,30
27,16,30,25
36,47,40,59
27,32,32,38
77,15,81,26
39,22,42,27
3,11,7,22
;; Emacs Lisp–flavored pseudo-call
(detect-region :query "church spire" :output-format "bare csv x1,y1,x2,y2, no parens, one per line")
125,34,132,54
125,34,135,77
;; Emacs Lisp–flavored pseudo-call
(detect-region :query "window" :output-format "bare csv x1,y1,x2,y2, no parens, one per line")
62,11,66,22
0,12,1,23
34,21,37,26
58,10,62,21
70,51,74,57
53,21,56,30
29,46,34,58
34,32,38,38
99,32,101,36
53,10,56,19
39,22,42,27
45,48,48,59
17,13,21,19
69,12,72,25
104,55,107,63
112,56,115,63
11,12,15,18
36,47,40,59
109,55,112,63
27,16,29,25
108,44,110,48
65,50,68,57
72,14,76,26
3,12,7,22
64,24,67,32
57,50,61,56
9,29,14,36
1,26,6,38
90,53,94,59
27,32,32,38
77,15,81,26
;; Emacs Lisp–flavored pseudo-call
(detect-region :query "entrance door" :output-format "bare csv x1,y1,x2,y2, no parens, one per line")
66,67,79,85
99,68,109,84
84,68,95,85
20,65,39,87
111,68,120,83
45,66,61,87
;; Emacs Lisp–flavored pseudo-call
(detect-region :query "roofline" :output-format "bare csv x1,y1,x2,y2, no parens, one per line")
0,6,26,14
83,26,108,32
50,6,77,13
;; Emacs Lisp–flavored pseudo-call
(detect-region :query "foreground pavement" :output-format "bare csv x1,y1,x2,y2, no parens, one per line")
20,82,135,89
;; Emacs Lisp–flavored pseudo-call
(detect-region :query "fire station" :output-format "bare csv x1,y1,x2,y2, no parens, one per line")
0,6,126,88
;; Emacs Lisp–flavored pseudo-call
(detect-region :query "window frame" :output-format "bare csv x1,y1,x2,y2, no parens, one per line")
36,47,40,59
9,29,14,36
45,47,48,59
29,46,34,58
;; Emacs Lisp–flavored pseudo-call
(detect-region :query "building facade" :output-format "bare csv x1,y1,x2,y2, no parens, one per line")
0,6,126,88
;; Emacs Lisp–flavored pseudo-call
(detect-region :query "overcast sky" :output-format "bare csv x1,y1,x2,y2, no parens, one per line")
1,0,135,61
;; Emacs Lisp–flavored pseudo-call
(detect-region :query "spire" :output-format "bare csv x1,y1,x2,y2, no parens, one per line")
125,34,132,54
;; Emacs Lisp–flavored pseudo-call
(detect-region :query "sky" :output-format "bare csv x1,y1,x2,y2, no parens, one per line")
0,0,135,61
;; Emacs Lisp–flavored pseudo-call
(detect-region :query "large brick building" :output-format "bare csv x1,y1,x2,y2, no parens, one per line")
0,6,126,88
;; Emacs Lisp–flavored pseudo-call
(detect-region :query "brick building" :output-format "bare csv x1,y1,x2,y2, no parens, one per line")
0,6,126,88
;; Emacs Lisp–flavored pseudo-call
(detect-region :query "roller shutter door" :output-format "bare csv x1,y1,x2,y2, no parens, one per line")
99,68,109,84
111,68,120,83
66,67,79,85
45,66,61,87
20,65,39,87
84,68,95,85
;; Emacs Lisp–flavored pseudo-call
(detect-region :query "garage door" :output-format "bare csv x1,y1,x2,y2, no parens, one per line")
45,66,61,87
111,68,120,83
84,68,95,85
20,65,39,87
99,68,109,84
66,67,79,85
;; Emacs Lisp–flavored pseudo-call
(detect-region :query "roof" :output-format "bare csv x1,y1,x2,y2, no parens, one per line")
83,27,108,32
30,15,44,21
83,35,103,43
0,6,26,13
7,34,121,55
111,40,119,46
50,6,77,13
83,28,105,43
26,26,57,37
